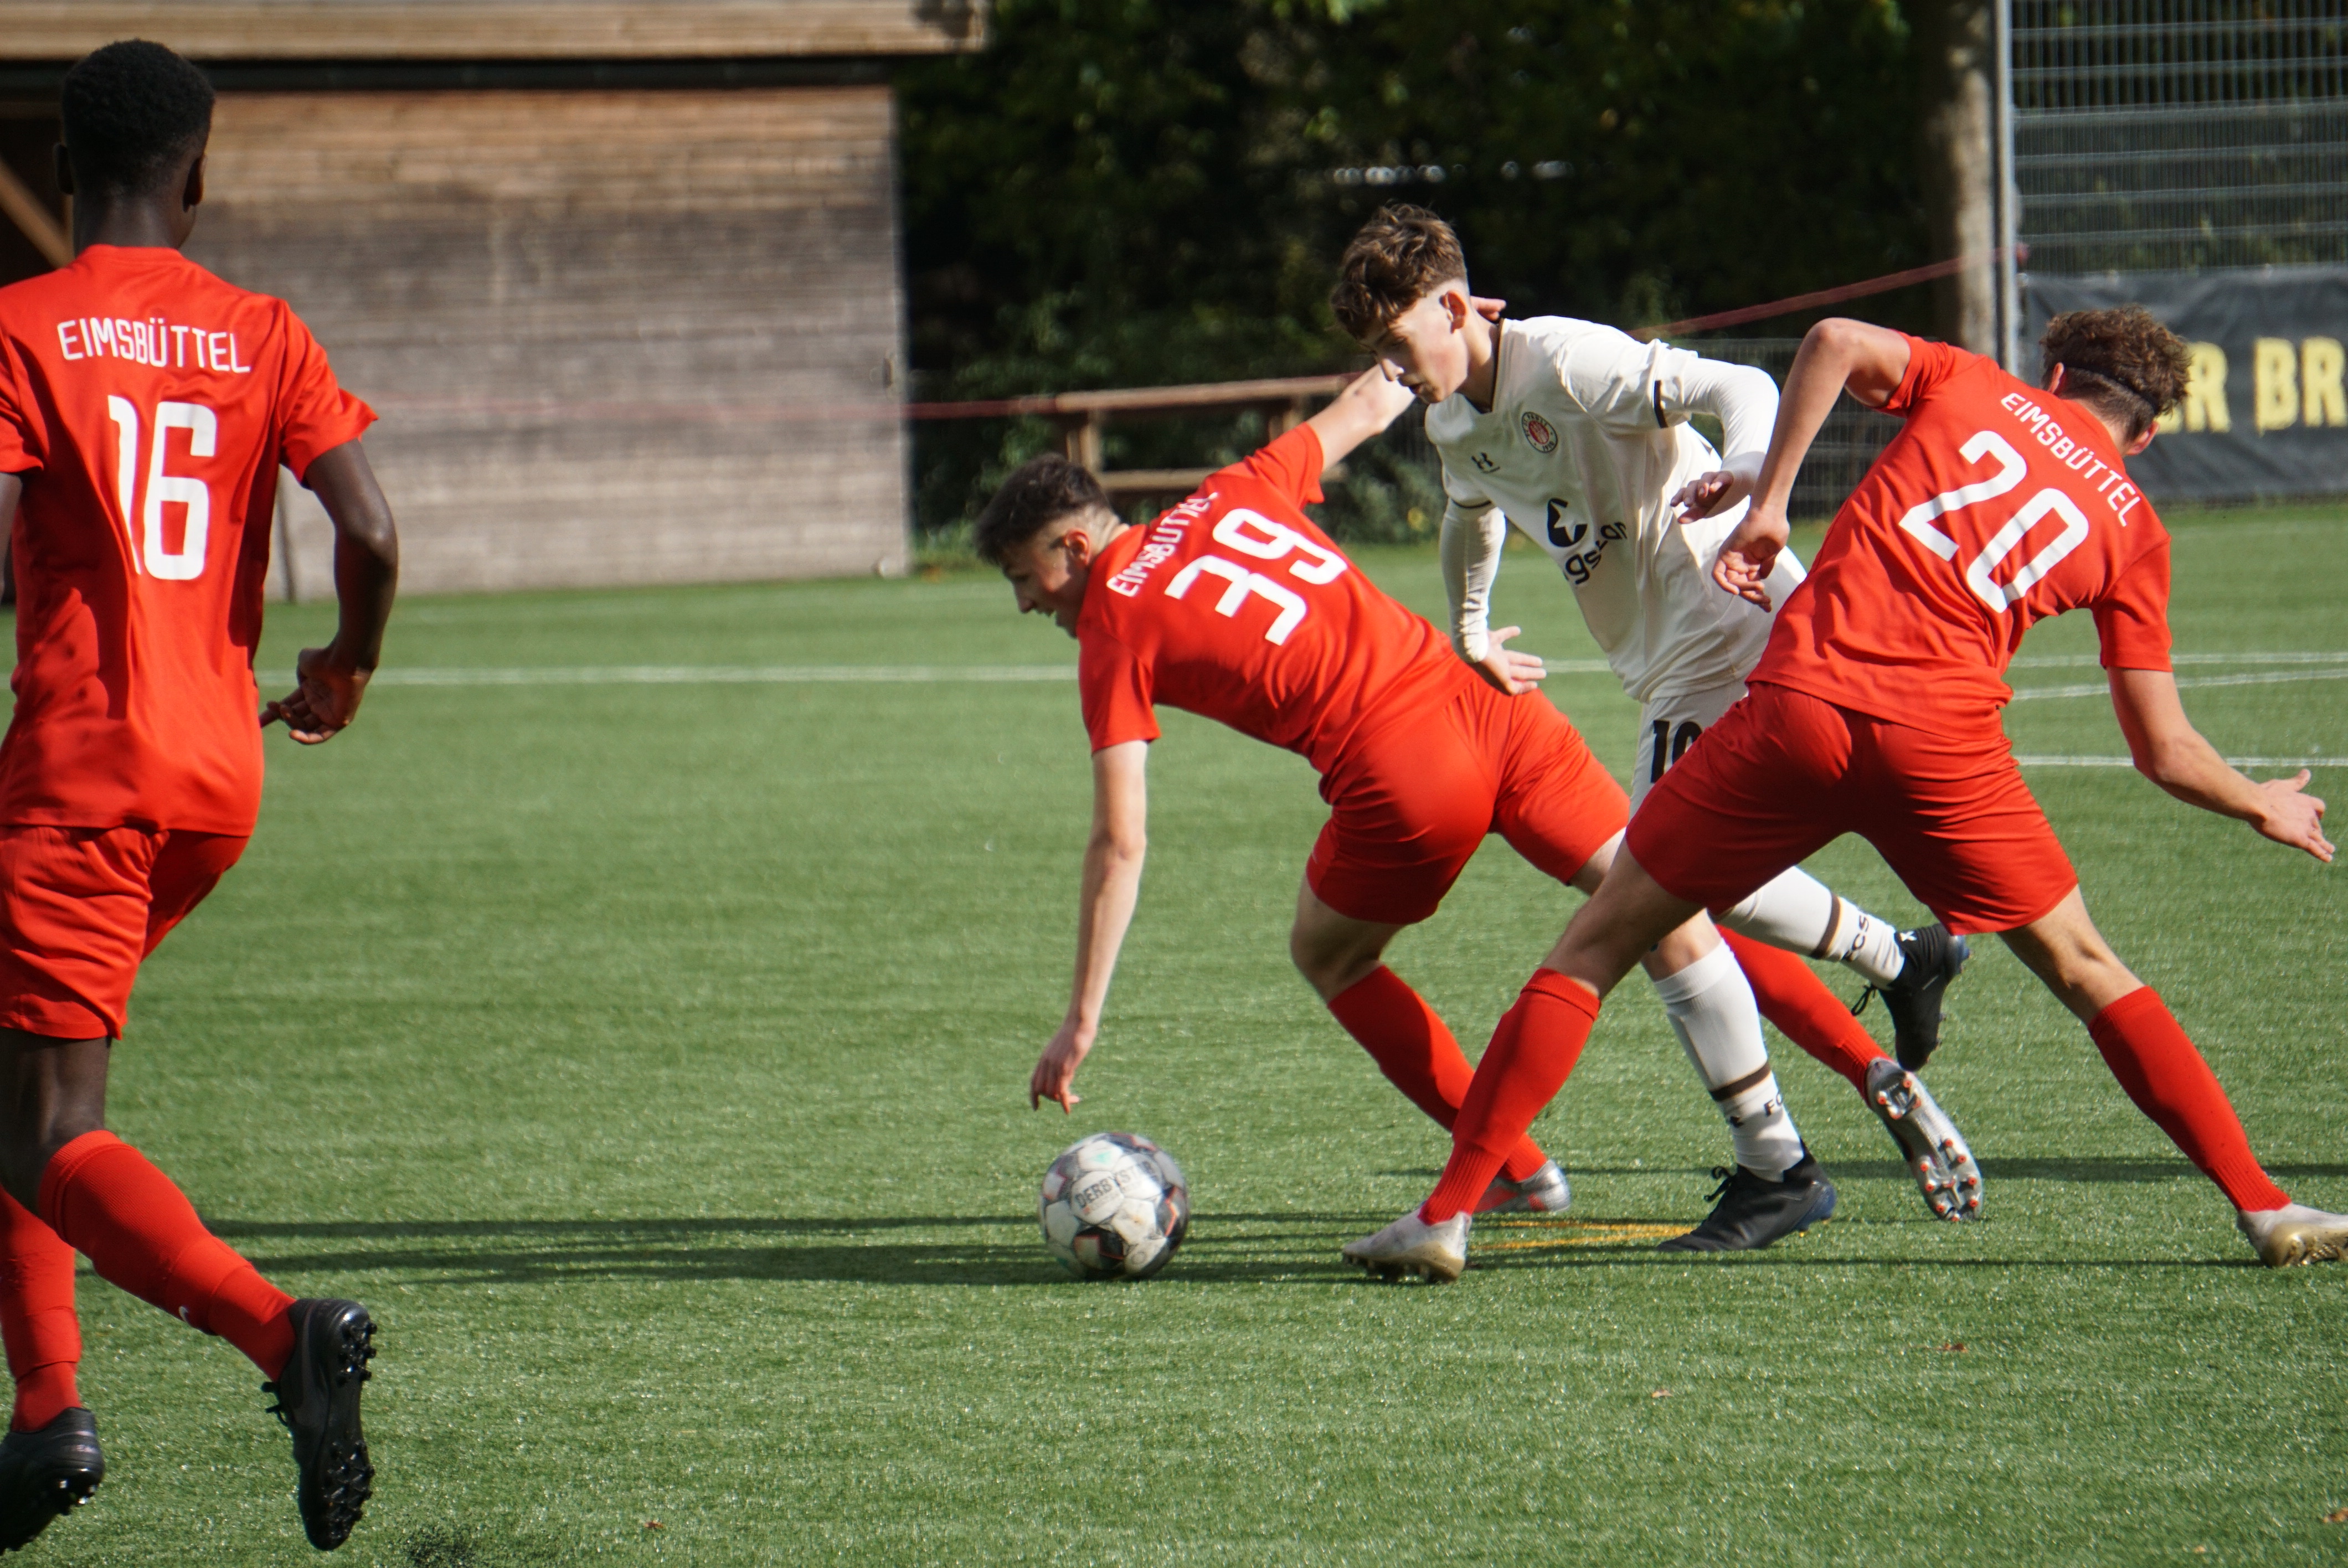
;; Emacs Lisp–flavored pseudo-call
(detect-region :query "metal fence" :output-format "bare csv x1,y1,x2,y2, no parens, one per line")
2014,1,2348,275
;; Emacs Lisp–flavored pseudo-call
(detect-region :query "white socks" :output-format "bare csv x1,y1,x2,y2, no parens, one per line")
1649,942,1805,1180
1719,868,1906,988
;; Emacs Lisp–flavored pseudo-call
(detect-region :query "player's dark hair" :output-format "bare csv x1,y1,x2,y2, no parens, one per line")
2038,306,2191,443
1330,204,1469,341
974,455,1112,565
59,40,215,199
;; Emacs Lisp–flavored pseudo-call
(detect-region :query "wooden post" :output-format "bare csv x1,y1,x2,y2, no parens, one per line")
1059,412,1104,473
0,161,69,270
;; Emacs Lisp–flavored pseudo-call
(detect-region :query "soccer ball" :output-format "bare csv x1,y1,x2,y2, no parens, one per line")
1037,1132,1190,1281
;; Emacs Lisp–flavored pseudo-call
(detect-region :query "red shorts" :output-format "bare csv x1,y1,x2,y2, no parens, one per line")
1626,682,2076,935
1306,680,1626,926
0,826,248,1040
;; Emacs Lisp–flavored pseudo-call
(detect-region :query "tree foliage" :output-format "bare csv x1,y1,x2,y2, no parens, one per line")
899,0,1932,534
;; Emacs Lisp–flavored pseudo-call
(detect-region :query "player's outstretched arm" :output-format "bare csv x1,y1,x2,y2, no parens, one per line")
1438,499,1545,693
2108,668,2334,862
1032,740,1152,1112
1304,367,1417,470
1712,319,1913,608
264,440,399,744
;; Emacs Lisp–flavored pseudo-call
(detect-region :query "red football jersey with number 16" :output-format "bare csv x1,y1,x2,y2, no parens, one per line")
1755,336,2174,729
0,245,375,835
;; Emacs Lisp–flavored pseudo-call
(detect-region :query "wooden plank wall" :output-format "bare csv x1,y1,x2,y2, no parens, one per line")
0,1,985,59
186,87,910,597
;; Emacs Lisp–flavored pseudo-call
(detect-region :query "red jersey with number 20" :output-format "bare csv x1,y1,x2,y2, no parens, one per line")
0,245,375,834
1078,425,1469,772
1754,336,2172,729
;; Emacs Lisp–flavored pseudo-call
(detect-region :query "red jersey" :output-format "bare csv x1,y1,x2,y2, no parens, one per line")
1755,336,2171,728
1078,425,1469,772
0,246,374,834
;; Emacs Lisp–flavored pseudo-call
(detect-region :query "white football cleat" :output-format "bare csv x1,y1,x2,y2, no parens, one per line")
1475,1160,1573,1216
2237,1203,2348,1268
1864,1058,1983,1221
1341,1209,1469,1283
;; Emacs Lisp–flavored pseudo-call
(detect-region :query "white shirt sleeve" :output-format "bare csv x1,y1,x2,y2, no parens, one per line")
1440,497,1507,662
1559,329,1779,464
1663,352,1780,465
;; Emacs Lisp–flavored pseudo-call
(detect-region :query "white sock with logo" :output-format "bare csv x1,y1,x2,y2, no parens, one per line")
1718,869,1905,988
1649,942,1805,1180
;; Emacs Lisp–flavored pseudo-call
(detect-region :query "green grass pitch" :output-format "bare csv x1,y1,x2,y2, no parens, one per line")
22,502,2348,1565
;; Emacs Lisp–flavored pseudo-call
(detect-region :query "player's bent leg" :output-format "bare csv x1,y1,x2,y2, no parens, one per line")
1345,850,1704,1273
1715,873,1971,1070
2002,890,2344,1265
1718,931,1983,1219
1294,891,1559,1198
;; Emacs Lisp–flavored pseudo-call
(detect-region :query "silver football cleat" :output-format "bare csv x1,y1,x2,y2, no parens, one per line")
1341,1208,1469,1283
1865,1057,1983,1221
2237,1203,2348,1268
1475,1159,1573,1216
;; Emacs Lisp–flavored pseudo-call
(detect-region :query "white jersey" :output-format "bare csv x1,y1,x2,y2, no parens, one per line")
1426,316,1803,704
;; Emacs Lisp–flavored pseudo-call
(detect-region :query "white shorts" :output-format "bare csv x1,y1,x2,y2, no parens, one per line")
1629,678,1749,811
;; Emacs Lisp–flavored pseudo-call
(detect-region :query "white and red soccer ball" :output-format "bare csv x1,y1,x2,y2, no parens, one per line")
1037,1132,1189,1281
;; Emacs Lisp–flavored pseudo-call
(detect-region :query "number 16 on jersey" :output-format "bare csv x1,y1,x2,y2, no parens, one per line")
105,395,217,581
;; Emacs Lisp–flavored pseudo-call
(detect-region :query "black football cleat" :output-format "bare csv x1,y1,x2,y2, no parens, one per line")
265,1299,377,1551
1856,924,1969,1071
1658,1153,1837,1253
0,1406,102,1552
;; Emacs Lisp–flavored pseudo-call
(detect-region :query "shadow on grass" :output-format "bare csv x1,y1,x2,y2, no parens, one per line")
211,1213,1369,1288
1390,1160,2348,1184
205,1203,2277,1286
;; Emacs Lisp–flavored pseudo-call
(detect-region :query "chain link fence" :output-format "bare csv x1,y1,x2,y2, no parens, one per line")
2015,0,2348,274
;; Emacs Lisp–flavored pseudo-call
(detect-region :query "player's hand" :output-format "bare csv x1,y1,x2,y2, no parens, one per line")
2252,771,2334,863
1672,468,1749,523
1470,295,1507,322
1030,1019,1094,1112
261,644,372,744
1710,506,1791,609
1466,626,1547,695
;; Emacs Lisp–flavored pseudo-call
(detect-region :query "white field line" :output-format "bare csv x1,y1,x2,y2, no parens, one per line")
2016,755,2348,768
2010,651,2348,668
2010,666,2348,700
256,651,2348,696
363,665,1080,686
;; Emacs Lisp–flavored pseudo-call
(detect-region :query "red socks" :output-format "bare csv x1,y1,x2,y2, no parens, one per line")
0,1191,79,1431
1327,967,1551,1183
1721,930,1888,1091
2088,987,2290,1212
39,1132,296,1380
1422,969,1600,1223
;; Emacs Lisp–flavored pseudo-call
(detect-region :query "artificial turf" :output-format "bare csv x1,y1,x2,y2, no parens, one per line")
23,502,2348,1565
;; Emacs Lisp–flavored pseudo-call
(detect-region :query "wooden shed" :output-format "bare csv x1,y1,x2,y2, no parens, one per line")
0,3,986,596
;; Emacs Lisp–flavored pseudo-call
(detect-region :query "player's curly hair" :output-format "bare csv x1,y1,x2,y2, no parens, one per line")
60,40,215,198
1330,204,1469,341
974,455,1112,565
2038,306,2191,442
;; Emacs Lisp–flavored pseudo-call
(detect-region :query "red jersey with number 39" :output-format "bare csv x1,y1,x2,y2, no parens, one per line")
1754,336,2171,728
0,245,375,834
1078,425,1469,771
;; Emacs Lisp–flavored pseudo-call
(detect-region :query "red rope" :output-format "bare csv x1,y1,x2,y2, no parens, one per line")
1631,245,2026,341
